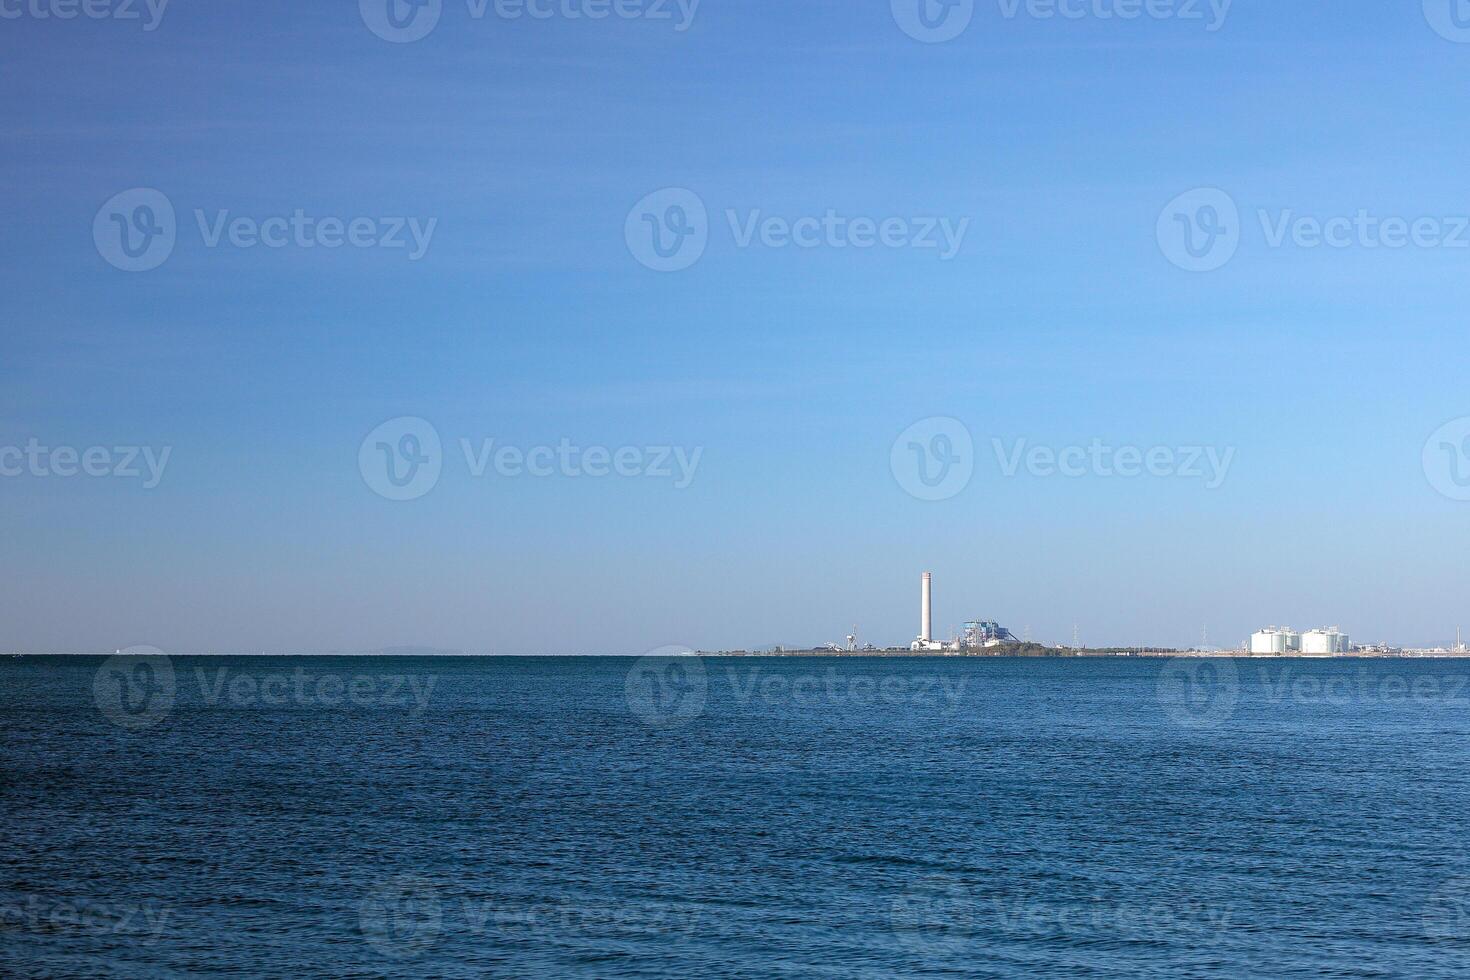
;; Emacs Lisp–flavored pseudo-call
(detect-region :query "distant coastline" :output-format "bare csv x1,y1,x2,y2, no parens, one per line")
699,645,1470,659
10,648,1470,659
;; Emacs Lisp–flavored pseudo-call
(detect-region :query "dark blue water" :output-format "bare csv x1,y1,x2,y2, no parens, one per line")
6,654,1470,978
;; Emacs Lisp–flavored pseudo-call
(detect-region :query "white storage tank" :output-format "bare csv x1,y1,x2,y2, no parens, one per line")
1250,627,1300,655
1301,628,1350,655
1251,628,1284,654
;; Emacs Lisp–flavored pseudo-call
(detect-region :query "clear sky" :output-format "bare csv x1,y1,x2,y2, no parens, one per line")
2,0,1468,653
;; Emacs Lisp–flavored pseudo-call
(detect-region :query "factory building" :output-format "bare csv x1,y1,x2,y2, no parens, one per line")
1249,626,1351,655
909,572,1017,652
961,621,1018,650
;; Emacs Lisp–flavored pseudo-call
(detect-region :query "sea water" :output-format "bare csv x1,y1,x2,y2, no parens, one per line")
5,654,1470,978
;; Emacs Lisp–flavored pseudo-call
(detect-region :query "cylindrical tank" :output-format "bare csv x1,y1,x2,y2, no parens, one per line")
1301,628,1349,654
1250,628,1294,655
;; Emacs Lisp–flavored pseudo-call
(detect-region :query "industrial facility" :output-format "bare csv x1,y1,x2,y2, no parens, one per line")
910,572,1018,653
890,574,1374,657
1248,626,1352,656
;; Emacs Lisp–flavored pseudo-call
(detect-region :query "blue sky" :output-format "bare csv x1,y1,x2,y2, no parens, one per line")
2,0,1468,653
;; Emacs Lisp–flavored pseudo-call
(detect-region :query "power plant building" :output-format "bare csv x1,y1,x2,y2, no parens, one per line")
961,621,1017,649
910,572,1017,652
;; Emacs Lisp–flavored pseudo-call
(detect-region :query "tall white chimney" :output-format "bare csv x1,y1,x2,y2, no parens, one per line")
921,572,932,643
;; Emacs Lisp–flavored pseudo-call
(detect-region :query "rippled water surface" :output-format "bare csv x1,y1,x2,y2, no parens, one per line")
7,655,1470,978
